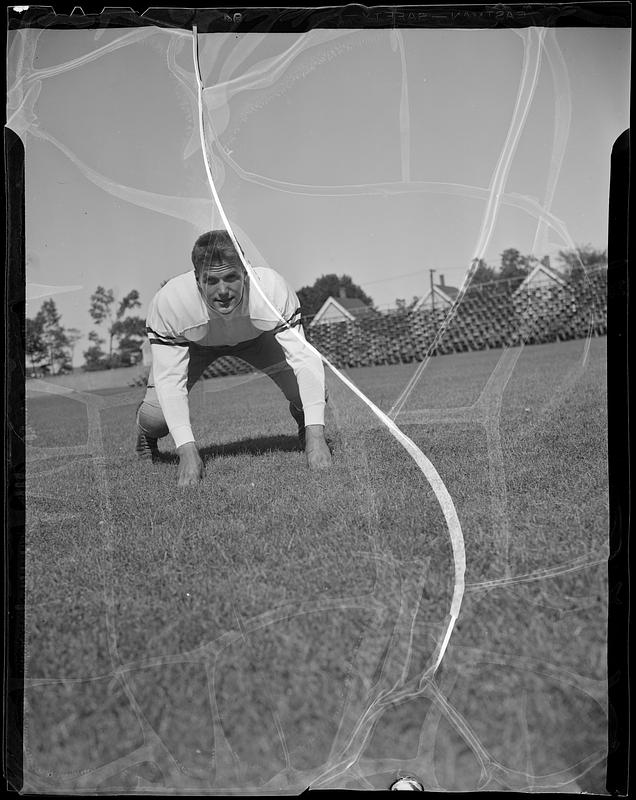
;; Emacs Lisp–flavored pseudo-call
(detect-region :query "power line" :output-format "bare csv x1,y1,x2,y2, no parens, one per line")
359,269,432,286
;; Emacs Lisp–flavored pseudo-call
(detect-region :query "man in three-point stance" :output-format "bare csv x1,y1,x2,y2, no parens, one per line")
135,230,331,486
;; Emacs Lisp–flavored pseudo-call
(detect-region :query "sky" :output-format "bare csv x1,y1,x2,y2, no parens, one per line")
8,20,630,364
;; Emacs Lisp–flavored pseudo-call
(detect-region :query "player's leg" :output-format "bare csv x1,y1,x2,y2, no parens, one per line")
237,333,311,448
135,345,215,459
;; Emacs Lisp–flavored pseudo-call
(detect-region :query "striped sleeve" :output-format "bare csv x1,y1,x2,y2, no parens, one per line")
146,325,190,347
270,307,303,335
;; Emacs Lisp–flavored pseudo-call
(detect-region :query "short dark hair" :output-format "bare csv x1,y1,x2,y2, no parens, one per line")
191,230,244,275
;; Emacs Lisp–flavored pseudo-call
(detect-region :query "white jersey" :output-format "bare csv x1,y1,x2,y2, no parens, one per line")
146,268,325,447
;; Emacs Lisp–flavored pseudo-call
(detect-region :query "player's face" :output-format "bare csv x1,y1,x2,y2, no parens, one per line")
197,262,246,315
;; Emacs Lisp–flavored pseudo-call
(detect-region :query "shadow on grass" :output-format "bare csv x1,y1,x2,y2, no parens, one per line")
200,434,302,462
153,433,303,465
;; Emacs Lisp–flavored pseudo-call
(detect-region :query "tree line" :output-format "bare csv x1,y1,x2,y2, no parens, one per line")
26,287,146,376
469,244,607,287
26,300,82,377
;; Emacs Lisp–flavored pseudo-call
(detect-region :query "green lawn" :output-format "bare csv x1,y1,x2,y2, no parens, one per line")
23,337,608,793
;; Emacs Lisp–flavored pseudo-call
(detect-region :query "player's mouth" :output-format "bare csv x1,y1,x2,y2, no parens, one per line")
214,297,235,311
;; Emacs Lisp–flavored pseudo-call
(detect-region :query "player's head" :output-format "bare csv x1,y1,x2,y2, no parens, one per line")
192,230,247,316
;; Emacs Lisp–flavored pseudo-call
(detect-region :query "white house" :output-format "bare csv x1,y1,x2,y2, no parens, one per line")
512,263,574,324
412,274,459,312
512,263,567,295
309,289,373,327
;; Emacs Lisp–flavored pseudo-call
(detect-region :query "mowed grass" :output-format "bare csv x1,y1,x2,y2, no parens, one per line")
23,338,608,793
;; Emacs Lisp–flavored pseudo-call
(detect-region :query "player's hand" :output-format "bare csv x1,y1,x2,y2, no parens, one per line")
177,442,204,487
305,425,332,470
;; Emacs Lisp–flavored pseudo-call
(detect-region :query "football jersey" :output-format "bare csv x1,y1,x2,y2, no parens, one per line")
145,268,325,447
146,268,302,347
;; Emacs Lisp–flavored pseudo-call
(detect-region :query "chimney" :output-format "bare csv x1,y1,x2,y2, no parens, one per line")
439,274,445,287
339,286,347,299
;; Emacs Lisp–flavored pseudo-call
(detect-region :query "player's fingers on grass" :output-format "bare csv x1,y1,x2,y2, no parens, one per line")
178,479,202,488
307,450,332,469
177,470,204,488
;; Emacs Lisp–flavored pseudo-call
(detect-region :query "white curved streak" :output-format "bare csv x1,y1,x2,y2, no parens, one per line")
193,26,465,670
532,28,572,256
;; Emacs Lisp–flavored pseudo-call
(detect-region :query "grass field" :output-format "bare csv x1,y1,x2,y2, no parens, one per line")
23,337,608,793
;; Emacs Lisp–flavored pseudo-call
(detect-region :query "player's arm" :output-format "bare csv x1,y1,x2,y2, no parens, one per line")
149,335,203,487
273,307,331,469
274,321,326,424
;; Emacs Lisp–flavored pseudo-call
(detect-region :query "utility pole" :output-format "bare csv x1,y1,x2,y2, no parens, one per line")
429,268,436,312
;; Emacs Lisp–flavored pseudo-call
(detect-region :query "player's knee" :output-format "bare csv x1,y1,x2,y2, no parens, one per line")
136,401,169,439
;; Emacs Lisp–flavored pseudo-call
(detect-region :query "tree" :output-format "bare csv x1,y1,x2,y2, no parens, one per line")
87,287,144,368
556,244,607,280
395,296,420,313
65,327,82,369
499,248,531,288
296,274,375,318
111,315,147,365
25,315,47,376
31,299,72,374
83,330,106,371
470,258,497,285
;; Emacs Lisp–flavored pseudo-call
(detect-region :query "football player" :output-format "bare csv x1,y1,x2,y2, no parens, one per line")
136,230,331,486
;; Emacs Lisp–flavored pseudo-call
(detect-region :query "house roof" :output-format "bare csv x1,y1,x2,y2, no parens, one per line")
309,295,373,326
412,284,459,311
513,264,566,292
336,296,372,314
